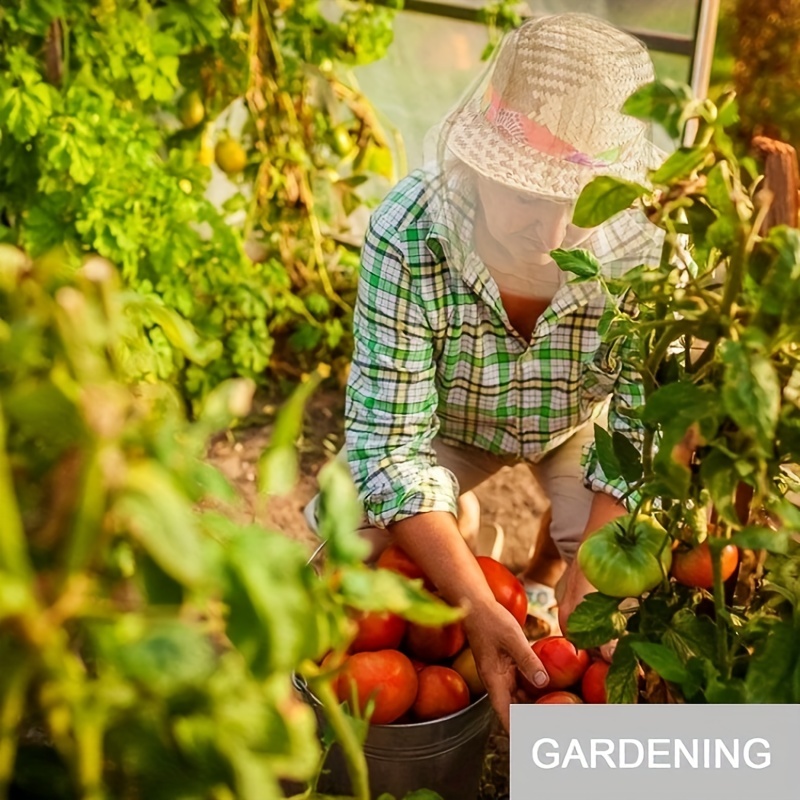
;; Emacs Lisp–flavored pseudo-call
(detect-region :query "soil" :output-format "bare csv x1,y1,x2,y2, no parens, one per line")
206,386,550,571
205,385,552,800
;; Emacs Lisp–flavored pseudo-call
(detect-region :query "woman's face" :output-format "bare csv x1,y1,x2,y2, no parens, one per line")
475,177,595,264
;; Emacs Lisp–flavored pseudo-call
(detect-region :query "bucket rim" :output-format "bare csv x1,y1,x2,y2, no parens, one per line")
292,671,493,729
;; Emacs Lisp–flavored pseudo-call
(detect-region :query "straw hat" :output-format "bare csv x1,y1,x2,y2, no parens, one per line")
445,13,660,200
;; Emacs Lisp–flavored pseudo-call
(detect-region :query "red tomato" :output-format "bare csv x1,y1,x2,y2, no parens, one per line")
671,541,739,589
535,691,583,704
531,636,590,690
348,610,407,653
413,666,471,721
581,660,610,704
377,544,435,591
476,556,528,626
409,658,427,672
405,620,466,662
337,650,418,725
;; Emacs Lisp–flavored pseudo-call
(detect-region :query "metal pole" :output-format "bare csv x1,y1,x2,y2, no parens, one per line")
684,0,722,144
690,0,722,100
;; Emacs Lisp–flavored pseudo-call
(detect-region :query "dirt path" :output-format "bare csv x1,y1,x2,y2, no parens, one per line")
206,386,550,573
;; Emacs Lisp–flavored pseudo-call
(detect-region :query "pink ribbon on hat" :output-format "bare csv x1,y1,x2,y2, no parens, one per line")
482,86,620,168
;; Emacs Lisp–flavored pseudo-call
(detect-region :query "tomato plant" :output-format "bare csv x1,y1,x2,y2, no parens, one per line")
337,650,419,725
581,660,610,704
412,666,471,722
535,692,583,704
476,555,528,626
577,515,672,598
348,609,407,653
405,620,466,662
0,1,402,404
560,80,800,705
671,541,739,589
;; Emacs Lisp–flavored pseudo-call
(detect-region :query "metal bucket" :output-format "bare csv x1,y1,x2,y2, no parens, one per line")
294,675,494,800
299,541,496,799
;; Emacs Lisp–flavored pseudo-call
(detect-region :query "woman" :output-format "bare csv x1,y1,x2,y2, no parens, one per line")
312,12,666,728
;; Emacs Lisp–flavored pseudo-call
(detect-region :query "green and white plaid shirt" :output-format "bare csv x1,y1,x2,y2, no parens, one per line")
345,170,664,528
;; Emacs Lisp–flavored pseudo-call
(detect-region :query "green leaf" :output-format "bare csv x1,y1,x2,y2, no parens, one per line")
622,80,693,139
135,296,223,366
702,660,747,703
642,383,718,425
316,458,368,563
0,82,54,142
96,620,216,695
565,592,627,649
706,215,736,250
597,307,616,339
705,162,736,218
258,373,322,497
593,425,622,484
339,566,462,626
630,641,689,683
612,431,643,484
259,444,298,497
116,463,206,586
573,176,649,228
650,147,709,184
224,530,322,676
550,248,601,281
662,608,717,663
605,636,640,704
721,340,780,456
699,448,740,526
731,525,790,553
745,619,800,702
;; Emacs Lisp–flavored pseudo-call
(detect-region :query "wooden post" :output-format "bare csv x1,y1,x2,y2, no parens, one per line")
752,135,800,232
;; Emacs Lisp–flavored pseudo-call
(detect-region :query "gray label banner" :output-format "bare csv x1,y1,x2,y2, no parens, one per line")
510,704,799,799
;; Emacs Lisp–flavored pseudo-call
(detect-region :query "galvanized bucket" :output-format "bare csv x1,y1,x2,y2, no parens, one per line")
298,541,496,799
294,675,494,800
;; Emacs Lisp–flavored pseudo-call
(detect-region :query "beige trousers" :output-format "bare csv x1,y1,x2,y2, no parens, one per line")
305,412,605,564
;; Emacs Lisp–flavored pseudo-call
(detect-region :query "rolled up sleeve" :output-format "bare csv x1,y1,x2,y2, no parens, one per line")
345,215,458,527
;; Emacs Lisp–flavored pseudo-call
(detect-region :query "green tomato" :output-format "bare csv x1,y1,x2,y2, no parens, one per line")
577,514,672,598
178,90,205,129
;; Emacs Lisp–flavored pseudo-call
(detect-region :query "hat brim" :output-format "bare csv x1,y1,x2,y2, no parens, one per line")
445,99,664,201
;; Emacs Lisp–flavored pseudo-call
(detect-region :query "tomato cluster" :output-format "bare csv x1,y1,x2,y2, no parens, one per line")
519,635,609,705
328,546,529,725
578,515,742,598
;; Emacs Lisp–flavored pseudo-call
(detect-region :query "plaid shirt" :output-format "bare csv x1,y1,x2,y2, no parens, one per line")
345,169,664,528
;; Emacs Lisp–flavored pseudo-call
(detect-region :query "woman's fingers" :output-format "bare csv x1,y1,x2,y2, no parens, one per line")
510,631,549,692
483,671,514,731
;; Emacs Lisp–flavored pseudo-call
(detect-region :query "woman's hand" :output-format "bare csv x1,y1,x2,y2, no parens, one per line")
390,511,549,730
464,599,549,731
555,559,595,636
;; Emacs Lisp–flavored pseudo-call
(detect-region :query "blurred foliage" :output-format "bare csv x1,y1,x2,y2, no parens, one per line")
0,0,403,406
713,0,800,150
0,245,456,799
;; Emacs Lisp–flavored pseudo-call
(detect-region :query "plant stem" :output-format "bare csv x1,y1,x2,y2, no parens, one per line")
0,405,32,578
710,535,731,678
0,658,32,800
303,666,370,800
